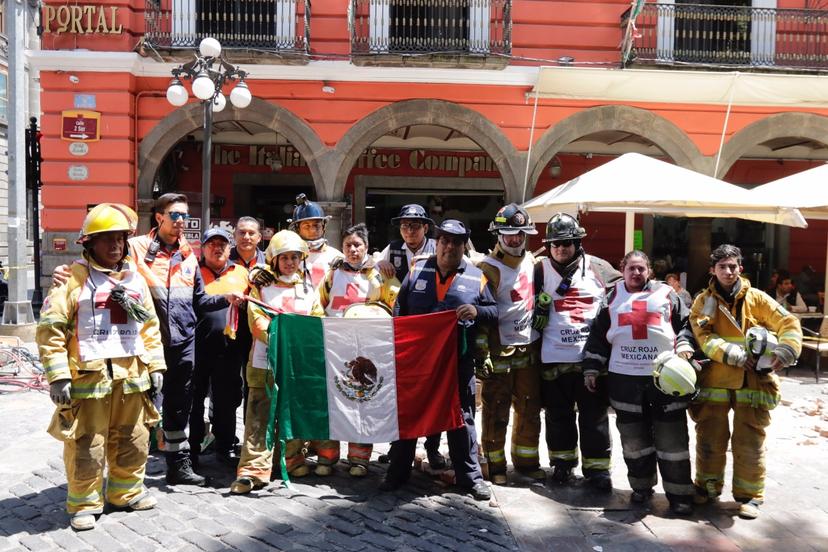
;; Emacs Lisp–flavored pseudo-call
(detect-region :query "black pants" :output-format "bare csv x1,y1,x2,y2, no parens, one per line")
386,361,482,488
609,372,694,505
541,370,611,477
162,340,195,463
188,348,243,456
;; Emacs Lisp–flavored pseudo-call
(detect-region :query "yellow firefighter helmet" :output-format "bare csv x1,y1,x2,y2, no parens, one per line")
652,351,697,397
76,203,138,244
265,230,309,265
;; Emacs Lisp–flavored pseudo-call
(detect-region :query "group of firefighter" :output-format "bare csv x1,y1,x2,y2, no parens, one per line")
36,191,802,531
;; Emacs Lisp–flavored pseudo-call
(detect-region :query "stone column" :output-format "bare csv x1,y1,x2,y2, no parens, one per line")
319,202,349,245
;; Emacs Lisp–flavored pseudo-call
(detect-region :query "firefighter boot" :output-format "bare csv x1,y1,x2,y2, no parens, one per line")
166,453,207,486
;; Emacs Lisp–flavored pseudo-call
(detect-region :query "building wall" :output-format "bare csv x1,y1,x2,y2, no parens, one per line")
33,0,828,282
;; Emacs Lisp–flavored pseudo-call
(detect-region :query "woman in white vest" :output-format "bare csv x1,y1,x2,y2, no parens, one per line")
582,250,696,515
231,230,324,494
319,223,400,476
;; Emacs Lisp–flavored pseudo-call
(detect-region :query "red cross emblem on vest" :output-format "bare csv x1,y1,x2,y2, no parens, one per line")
94,290,129,324
276,294,296,313
331,282,367,311
553,288,593,324
618,300,662,339
510,271,535,309
310,263,326,288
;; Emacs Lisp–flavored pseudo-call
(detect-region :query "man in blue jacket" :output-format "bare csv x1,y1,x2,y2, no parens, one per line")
382,219,496,501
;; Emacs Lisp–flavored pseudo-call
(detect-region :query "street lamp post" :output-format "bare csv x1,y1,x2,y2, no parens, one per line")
166,37,252,230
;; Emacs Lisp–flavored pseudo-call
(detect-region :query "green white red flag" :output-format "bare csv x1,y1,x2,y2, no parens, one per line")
269,310,463,443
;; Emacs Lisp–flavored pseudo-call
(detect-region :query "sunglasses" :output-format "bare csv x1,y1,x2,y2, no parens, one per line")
400,222,424,231
168,211,191,221
550,239,575,248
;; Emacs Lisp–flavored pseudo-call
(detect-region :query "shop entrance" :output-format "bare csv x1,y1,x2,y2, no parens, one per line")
353,175,504,254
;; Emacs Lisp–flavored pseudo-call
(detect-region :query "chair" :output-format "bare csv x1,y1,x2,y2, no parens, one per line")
798,316,828,382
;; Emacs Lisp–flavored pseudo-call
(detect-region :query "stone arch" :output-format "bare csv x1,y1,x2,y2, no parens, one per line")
137,98,327,210
329,99,521,201
526,105,705,199
717,112,828,178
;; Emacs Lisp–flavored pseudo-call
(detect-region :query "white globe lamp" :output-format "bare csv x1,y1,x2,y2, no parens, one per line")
212,93,226,113
229,81,252,109
166,78,188,107
192,71,216,101
199,37,222,58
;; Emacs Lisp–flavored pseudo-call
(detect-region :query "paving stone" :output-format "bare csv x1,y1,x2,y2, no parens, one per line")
18,533,56,551
179,530,228,552
324,516,365,536
322,529,367,551
190,516,230,537
222,532,273,552
45,528,92,552
77,528,127,552
357,531,401,551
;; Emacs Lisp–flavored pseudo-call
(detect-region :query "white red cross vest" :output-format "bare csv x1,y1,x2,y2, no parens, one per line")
540,255,606,363
307,245,342,289
483,255,536,347
324,269,370,318
606,281,676,376
251,282,316,369
76,261,147,362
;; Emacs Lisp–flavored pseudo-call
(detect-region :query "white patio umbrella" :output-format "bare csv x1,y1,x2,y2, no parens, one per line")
751,164,828,314
522,153,807,251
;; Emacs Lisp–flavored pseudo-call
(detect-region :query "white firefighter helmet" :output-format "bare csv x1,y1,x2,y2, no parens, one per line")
343,302,392,318
745,326,778,372
652,351,697,397
265,230,309,266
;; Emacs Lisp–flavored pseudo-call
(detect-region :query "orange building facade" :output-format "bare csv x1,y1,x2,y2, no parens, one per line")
30,0,828,292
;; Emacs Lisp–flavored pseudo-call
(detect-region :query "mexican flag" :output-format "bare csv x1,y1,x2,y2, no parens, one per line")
270,310,463,443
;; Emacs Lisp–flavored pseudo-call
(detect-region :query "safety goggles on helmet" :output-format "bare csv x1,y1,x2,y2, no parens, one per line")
550,239,576,248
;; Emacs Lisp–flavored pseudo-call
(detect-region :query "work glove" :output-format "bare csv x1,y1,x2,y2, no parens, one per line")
149,372,164,399
474,357,494,380
772,345,796,369
49,380,72,406
727,345,749,368
532,292,552,331
249,264,276,288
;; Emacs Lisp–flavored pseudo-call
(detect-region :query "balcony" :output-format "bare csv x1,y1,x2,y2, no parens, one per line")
350,0,511,68
622,3,828,71
143,0,310,58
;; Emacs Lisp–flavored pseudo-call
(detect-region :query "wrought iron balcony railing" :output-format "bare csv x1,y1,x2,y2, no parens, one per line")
144,0,310,52
622,2,828,70
350,0,511,56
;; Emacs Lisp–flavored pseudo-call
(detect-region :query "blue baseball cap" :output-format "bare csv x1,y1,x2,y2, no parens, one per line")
202,227,233,245
435,219,470,238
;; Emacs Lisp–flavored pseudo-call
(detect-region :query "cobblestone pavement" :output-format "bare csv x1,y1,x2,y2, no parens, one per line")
1,365,828,551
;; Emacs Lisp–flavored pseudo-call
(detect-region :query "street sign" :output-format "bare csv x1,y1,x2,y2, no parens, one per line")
184,217,202,243
73,94,96,109
61,110,101,142
68,165,89,181
69,142,89,156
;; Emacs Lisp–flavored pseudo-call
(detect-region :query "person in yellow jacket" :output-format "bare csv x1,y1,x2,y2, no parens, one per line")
689,244,801,519
231,230,325,494
37,203,166,531
319,222,401,477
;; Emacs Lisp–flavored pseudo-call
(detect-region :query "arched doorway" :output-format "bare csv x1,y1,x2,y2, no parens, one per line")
137,99,327,238
331,100,520,251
